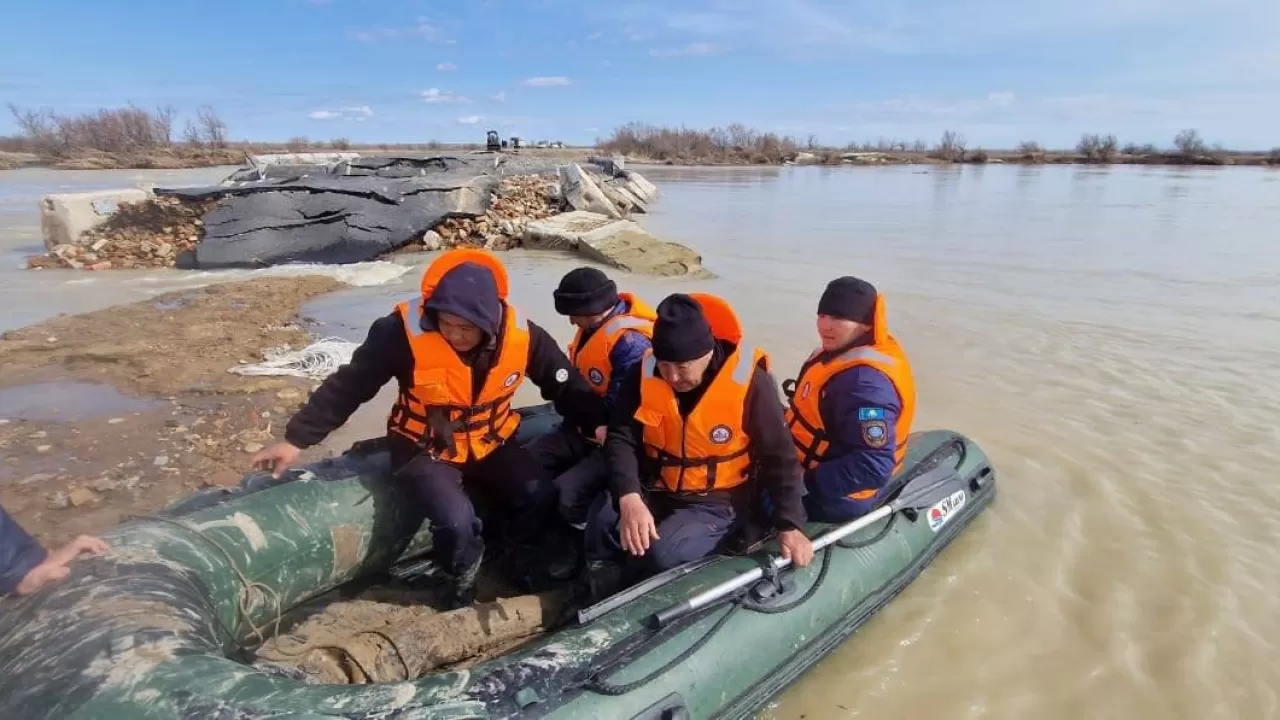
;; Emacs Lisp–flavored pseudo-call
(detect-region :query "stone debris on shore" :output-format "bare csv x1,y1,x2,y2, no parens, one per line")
25,152,690,276
29,195,217,270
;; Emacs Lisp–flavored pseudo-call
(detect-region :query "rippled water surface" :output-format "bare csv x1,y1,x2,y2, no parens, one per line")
3,162,1279,718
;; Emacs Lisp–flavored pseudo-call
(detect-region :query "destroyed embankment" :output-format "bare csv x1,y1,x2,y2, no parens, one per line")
28,152,709,277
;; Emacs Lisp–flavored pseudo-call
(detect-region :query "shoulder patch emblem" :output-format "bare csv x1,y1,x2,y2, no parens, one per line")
587,368,605,385
709,424,734,445
861,420,888,448
857,407,886,421
506,371,524,387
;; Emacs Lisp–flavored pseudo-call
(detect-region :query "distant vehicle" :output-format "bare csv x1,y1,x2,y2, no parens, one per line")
510,137,521,150
486,130,501,151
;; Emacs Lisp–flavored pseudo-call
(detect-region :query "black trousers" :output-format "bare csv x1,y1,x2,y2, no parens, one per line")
399,441,553,576
524,425,609,527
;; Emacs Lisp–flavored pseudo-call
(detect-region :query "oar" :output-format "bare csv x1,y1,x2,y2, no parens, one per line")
650,465,968,628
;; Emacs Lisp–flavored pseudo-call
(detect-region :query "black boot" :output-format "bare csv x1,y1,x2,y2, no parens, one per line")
445,549,482,610
503,543,549,593
585,560,623,604
545,526,582,582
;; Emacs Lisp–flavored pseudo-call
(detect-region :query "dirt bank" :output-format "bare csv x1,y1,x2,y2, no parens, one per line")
0,276,344,546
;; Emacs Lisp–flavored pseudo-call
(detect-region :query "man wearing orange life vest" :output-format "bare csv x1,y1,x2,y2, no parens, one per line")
784,276,917,521
583,293,813,597
527,267,655,529
251,249,607,608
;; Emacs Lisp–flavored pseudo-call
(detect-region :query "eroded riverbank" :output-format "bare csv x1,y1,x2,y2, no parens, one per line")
0,277,344,545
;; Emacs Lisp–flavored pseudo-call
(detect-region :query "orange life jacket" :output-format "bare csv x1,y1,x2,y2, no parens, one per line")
784,293,916,496
568,292,657,396
386,248,530,464
634,293,769,494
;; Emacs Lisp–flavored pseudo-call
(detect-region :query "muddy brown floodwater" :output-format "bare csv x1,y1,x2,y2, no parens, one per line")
0,276,343,546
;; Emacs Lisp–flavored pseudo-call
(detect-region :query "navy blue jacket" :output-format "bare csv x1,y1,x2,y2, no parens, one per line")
572,299,653,414
803,362,902,522
0,505,45,596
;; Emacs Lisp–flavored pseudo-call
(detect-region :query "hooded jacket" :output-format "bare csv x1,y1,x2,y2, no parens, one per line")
284,264,607,469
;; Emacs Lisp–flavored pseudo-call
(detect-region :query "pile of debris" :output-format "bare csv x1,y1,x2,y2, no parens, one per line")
29,196,218,270
403,174,561,253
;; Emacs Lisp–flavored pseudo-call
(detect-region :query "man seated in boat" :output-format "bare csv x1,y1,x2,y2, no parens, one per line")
526,267,655,532
782,276,917,521
0,504,107,597
582,293,815,599
251,249,607,608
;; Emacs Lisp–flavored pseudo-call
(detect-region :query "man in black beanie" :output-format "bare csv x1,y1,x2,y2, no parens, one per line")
528,267,655,534
251,249,607,608
582,292,813,599
782,276,916,523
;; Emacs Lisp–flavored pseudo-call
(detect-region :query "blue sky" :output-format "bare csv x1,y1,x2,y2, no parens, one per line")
1,0,1277,149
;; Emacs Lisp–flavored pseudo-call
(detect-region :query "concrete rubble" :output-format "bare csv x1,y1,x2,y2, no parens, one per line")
524,210,710,277
25,152,699,276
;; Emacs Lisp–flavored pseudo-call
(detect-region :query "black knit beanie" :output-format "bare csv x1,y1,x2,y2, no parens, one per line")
651,294,716,362
553,267,619,316
818,276,878,323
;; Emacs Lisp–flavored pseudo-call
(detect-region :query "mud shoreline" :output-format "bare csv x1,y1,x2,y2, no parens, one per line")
0,276,349,546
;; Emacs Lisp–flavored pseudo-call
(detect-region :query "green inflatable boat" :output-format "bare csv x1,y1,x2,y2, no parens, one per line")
0,405,996,719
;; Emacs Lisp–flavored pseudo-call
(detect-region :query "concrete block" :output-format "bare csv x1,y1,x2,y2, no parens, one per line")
523,211,710,277
39,188,151,251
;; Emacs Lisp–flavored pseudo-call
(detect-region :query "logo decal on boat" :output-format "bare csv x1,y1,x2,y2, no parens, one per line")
709,424,733,444
588,368,605,385
927,490,967,533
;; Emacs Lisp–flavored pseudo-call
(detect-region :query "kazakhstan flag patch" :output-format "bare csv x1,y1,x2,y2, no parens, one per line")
857,407,886,421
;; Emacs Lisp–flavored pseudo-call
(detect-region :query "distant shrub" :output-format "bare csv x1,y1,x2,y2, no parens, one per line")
1077,133,1118,163
598,122,801,163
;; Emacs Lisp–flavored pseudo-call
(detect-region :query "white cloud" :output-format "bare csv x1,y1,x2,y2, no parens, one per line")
588,0,1279,60
650,42,724,57
436,62,457,71
421,88,469,103
588,32,603,40
490,91,507,103
308,105,375,121
521,76,572,87
987,91,1016,108
351,16,447,43
457,115,483,125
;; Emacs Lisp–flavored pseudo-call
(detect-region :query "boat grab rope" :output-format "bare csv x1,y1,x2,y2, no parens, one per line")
583,512,899,696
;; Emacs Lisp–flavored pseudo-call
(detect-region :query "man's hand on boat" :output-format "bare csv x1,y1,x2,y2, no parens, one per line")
14,535,108,596
777,529,815,568
252,442,302,478
618,492,660,556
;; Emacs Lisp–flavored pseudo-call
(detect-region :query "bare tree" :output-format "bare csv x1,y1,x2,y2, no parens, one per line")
1173,128,1206,157
182,120,202,147
933,130,966,162
153,105,176,146
1077,133,1118,163
196,106,228,148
